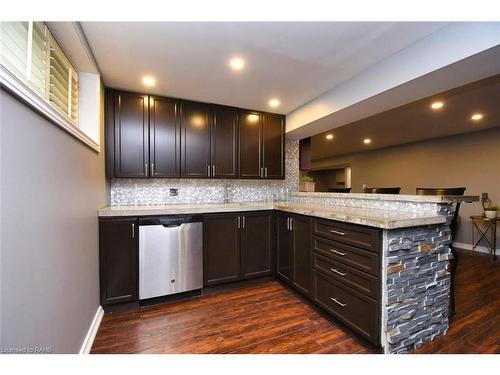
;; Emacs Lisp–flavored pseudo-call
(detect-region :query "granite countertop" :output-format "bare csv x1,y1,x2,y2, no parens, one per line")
291,192,479,203
98,202,275,217
98,202,446,229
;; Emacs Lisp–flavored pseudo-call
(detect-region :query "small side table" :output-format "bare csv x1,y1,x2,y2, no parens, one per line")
470,215,498,263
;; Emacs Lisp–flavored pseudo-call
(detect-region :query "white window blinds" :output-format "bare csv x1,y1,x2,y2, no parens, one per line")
0,21,78,126
30,22,49,96
0,22,29,77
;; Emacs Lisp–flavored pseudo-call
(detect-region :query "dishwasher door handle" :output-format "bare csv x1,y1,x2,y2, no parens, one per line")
162,224,182,228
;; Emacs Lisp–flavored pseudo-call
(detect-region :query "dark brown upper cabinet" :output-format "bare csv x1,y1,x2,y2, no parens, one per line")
238,110,262,178
211,105,239,178
181,101,211,178
105,89,285,180
238,110,285,180
149,96,181,178
262,113,285,179
110,90,149,178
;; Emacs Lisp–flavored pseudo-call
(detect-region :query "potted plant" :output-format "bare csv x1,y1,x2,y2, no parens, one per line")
299,174,315,192
485,205,499,219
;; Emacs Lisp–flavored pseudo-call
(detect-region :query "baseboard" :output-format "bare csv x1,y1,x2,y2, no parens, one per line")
79,305,104,354
453,241,499,255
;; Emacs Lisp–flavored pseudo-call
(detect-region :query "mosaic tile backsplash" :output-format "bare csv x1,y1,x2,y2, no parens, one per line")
110,140,300,206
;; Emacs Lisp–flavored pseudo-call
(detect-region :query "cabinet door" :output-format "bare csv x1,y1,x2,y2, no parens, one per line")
291,215,312,296
203,214,240,285
99,218,138,306
211,105,238,178
181,101,211,178
276,213,292,282
240,212,273,278
262,113,285,179
114,91,149,177
239,110,262,178
149,96,180,177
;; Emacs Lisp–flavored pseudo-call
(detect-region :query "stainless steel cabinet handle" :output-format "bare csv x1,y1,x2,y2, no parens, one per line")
242,216,246,229
330,249,346,256
145,163,148,174
331,297,347,307
212,165,215,176
265,167,268,178
289,218,294,231
237,216,241,229
330,230,346,236
260,167,264,178
330,268,347,277
207,165,211,177
151,162,155,175
131,223,135,238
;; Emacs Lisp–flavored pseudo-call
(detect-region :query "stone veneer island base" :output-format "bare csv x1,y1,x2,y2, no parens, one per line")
383,224,452,353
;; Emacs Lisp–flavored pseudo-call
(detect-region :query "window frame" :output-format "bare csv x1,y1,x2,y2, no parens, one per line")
0,21,99,152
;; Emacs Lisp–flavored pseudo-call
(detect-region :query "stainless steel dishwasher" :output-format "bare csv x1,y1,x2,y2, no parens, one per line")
138,215,203,300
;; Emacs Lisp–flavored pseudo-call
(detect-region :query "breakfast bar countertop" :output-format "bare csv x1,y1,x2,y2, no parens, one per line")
98,201,447,229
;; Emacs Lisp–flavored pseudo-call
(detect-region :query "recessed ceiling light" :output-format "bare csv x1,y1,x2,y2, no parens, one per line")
471,113,483,121
142,76,156,87
430,101,444,110
325,134,334,140
229,57,245,71
268,98,280,108
363,138,372,145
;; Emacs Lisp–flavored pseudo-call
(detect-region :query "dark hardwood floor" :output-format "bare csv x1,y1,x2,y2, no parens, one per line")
91,249,499,354
415,248,500,354
91,280,378,354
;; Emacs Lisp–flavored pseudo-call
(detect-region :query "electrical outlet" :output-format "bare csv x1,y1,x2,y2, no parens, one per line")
170,188,178,197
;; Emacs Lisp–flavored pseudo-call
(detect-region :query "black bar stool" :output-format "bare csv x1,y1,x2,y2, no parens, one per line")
328,188,352,193
363,187,401,194
416,187,466,316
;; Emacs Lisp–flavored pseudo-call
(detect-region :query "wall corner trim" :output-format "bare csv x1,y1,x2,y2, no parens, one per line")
79,306,104,354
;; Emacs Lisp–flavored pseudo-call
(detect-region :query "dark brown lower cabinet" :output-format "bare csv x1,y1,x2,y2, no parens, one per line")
310,217,381,346
276,213,292,282
99,218,138,307
313,271,379,344
291,215,312,295
204,211,273,286
203,214,240,285
276,212,312,296
240,212,273,278
97,211,381,347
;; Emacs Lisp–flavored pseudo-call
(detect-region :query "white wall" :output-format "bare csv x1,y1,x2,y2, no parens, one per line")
0,87,107,353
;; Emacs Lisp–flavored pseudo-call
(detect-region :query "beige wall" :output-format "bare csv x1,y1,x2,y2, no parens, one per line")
306,169,347,192
312,127,500,247
0,87,107,353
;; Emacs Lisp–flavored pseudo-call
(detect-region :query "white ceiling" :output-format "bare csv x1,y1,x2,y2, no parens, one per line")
81,22,447,114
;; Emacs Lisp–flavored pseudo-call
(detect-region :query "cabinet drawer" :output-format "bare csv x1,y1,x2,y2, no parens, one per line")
312,253,379,299
313,236,379,276
313,271,379,344
313,219,380,252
